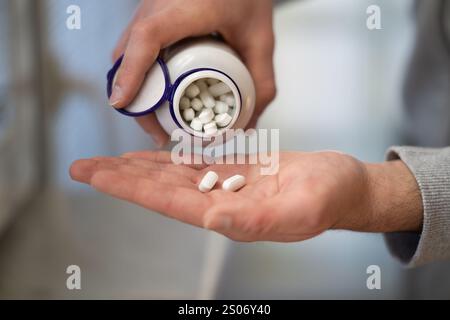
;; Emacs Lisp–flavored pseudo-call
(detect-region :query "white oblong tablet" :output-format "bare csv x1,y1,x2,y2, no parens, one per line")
183,108,195,122
185,84,201,98
214,101,229,115
203,121,217,130
198,108,215,124
190,117,203,131
199,91,216,109
179,97,191,110
191,98,203,111
215,113,232,127
208,82,231,97
222,94,236,107
222,175,246,192
204,125,218,136
196,80,208,92
207,78,220,86
199,171,219,193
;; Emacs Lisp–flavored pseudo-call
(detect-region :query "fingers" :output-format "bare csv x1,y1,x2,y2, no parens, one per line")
110,8,217,108
112,1,148,61
70,153,299,241
121,151,257,180
121,157,200,181
112,27,131,62
89,170,212,227
70,157,200,185
69,159,98,184
224,8,276,128
110,5,169,148
243,33,276,121
135,115,169,148
109,19,160,108
68,155,249,228
121,150,173,163
122,151,253,181
122,150,210,170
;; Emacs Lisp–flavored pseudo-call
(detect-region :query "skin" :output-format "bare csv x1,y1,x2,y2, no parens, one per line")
110,0,276,147
70,151,423,242
96,1,424,240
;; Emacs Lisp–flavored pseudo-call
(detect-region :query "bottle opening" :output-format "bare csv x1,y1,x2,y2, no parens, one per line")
172,70,241,138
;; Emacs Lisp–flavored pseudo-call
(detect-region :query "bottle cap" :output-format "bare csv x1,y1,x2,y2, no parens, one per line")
106,55,171,117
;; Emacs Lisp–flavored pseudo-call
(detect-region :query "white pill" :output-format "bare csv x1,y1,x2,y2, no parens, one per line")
204,126,218,137
214,101,229,114
191,98,203,111
208,82,231,97
215,113,233,127
185,84,200,98
198,108,215,124
190,117,203,131
196,80,208,92
199,91,216,109
222,175,246,192
220,94,236,107
183,108,195,122
180,97,191,110
203,121,217,131
199,171,219,193
207,78,220,86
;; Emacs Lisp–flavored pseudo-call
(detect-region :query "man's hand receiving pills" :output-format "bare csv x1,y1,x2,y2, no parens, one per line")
70,151,423,242
110,0,276,147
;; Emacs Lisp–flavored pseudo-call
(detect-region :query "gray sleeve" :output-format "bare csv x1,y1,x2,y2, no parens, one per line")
384,146,450,267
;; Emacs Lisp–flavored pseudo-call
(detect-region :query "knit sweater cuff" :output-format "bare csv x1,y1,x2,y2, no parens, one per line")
384,146,450,267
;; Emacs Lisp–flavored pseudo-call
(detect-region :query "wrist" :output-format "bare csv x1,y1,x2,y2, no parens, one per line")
362,160,423,233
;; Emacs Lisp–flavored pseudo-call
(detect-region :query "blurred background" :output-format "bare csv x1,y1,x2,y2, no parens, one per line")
0,0,449,299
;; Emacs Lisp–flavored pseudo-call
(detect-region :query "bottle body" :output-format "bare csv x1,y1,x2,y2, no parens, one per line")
156,38,256,139
107,37,256,141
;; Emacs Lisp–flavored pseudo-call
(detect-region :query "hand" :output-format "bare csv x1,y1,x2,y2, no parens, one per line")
70,151,423,242
110,0,276,147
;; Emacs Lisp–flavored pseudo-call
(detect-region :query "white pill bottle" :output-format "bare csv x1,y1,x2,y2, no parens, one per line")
107,37,256,140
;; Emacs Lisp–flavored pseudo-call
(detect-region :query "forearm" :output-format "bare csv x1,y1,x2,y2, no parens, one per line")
335,160,423,234
383,146,450,267
337,146,450,267
365,160,423,233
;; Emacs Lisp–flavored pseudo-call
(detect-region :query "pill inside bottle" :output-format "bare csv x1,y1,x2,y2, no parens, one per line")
178,78,237,136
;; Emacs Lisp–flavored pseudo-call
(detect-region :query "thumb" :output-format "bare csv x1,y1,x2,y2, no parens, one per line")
109,8,219,108
203,197,278,241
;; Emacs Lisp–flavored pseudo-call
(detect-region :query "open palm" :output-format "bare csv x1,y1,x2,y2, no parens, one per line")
70,151,370,242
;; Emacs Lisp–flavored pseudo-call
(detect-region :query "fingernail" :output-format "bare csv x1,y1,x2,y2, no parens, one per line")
204,215,232,231
109,85,123,107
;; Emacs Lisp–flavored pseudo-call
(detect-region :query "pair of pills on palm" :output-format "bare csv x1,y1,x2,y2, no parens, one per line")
180,78,236,136
198,172,246,193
